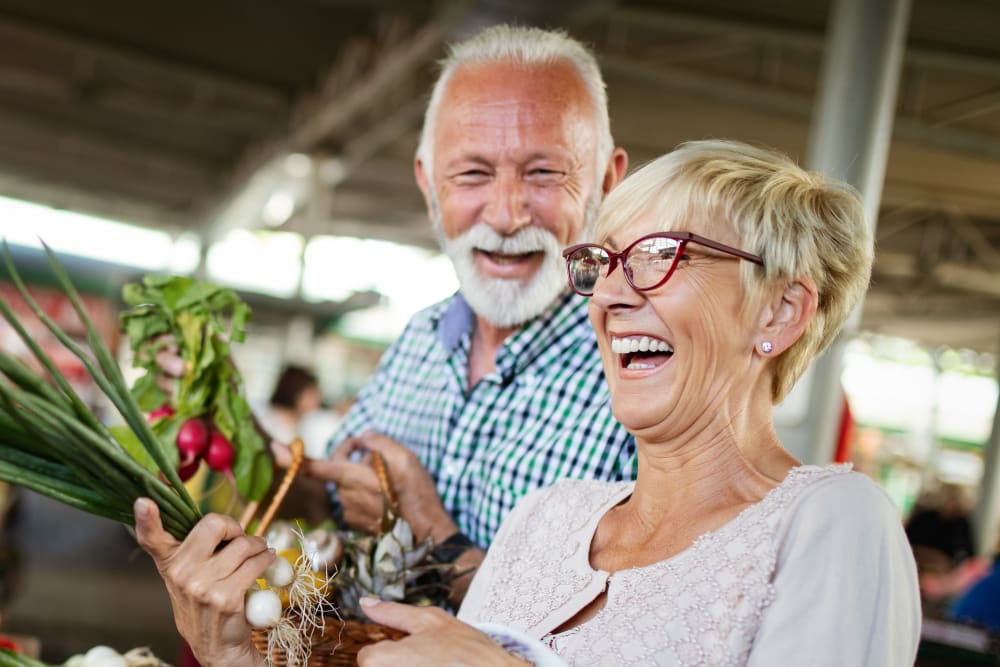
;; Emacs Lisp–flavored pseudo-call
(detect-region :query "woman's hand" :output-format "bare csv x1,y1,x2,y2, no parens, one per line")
357,598,529,666
133,498,272,667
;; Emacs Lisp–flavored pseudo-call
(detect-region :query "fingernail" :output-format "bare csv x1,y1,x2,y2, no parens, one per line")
359,596,380,608
134,498,151,517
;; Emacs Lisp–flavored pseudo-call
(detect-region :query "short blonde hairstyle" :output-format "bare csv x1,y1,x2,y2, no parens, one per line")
595,139,873,402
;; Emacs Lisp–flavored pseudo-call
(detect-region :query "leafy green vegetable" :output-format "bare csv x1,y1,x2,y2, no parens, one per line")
0,241,201,540
120,275,272,502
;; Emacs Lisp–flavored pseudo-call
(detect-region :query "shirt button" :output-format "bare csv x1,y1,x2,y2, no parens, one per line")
443,459,463,477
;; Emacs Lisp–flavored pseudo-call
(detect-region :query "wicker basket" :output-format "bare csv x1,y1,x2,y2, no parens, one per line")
252,618,405,666
251,451,409,666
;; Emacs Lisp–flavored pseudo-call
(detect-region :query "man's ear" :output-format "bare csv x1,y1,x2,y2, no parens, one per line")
414,156,435,220
756,278,818,356
601,147,629,197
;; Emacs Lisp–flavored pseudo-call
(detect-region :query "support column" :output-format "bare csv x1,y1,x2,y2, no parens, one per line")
791,0,911,464
973,349,1000,555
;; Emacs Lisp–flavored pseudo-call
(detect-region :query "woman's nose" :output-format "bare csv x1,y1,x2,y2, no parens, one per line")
589,259,642,310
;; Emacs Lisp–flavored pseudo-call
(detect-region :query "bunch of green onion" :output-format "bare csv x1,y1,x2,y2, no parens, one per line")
0,242,201,539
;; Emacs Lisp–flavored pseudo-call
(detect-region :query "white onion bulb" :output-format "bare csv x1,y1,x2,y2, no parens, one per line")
264,555,296,588
245,588,282,628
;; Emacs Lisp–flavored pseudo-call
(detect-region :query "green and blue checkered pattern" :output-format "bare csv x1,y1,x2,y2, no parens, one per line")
331,290,636,549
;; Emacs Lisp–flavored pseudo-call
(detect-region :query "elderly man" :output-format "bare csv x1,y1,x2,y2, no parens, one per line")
305,23,634,593
135,24,633,665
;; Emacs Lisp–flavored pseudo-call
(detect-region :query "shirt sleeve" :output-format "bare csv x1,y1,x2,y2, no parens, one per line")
747,472,921,667
457,486,550,623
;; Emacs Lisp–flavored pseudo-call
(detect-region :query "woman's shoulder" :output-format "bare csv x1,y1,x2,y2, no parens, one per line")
774,464,912,560
782,464,898,520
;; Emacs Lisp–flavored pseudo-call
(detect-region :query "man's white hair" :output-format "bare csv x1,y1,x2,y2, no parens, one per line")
416,24,614,184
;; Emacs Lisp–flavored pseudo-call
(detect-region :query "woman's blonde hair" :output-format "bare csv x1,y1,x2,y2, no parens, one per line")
595,139,873,402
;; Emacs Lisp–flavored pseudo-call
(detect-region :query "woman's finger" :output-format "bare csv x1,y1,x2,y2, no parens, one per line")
359,597,447,634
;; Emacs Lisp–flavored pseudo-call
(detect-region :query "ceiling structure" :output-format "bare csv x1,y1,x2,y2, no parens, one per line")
1,0,999,354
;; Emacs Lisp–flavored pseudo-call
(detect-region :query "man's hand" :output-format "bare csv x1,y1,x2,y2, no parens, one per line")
133,498,271,667
275,431,458,545
356,599,528,667
340,432,458,543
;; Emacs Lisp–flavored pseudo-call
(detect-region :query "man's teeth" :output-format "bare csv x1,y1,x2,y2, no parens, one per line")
610,336,673,354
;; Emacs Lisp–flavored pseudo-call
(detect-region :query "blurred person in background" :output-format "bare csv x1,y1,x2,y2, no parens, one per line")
255,363,342,460
905,481,988,606
906,481,977,568
950,528,1000,634
254,364,322,446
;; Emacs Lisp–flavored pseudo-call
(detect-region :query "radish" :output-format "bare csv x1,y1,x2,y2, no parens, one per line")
204,431,235,472
177,456,201,482
148,403,175,423
176,418,209,459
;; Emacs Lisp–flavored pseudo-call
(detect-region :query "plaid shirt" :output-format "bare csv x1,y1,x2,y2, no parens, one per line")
332,289,636,548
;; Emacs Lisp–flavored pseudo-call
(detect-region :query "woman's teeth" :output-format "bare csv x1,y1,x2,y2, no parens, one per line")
610,336,673,354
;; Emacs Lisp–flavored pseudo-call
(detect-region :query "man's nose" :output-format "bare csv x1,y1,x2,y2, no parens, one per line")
482,171,531,235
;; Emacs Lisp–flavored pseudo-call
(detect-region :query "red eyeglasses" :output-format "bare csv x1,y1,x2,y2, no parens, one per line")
562,231,764,296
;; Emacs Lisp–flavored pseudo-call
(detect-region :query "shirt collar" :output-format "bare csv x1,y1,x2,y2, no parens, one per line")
437,291,476,352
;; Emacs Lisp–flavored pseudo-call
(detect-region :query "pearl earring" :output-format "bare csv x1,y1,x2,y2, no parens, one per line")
761,341,773,354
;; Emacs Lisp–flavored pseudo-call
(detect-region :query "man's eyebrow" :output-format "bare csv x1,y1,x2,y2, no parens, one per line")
445,155,492,168
524,150,571,163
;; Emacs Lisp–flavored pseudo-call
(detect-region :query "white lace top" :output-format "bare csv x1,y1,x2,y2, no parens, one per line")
458,465,921,666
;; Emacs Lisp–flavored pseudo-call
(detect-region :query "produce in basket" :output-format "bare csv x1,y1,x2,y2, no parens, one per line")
249,454,466,665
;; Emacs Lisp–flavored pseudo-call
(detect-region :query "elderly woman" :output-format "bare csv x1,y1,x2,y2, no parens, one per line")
354,139,921,665
134,139,920,666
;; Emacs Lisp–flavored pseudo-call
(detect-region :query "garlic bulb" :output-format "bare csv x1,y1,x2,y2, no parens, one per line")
302,528,344,572
265,520,299,552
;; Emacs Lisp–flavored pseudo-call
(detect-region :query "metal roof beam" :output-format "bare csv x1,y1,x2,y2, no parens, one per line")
601,55,1000,163
608,6,1000,78
0,11,286,110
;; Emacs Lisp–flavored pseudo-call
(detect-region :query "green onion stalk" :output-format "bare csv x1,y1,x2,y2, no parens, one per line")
0,241,201,540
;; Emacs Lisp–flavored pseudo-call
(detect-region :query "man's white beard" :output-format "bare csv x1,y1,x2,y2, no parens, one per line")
431,189,601,328
440,223,567,328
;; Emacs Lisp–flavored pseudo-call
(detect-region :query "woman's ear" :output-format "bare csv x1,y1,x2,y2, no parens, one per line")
755,278,818,356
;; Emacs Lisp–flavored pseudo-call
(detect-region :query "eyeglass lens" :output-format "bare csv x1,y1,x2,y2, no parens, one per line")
567,237,682,295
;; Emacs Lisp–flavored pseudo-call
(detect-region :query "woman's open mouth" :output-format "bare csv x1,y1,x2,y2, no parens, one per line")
611,335,674,370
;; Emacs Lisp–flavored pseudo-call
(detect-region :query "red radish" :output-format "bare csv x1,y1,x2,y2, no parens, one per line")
148,404,175,423
177,456,201,482
176,418,210,458
204,431,235,472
